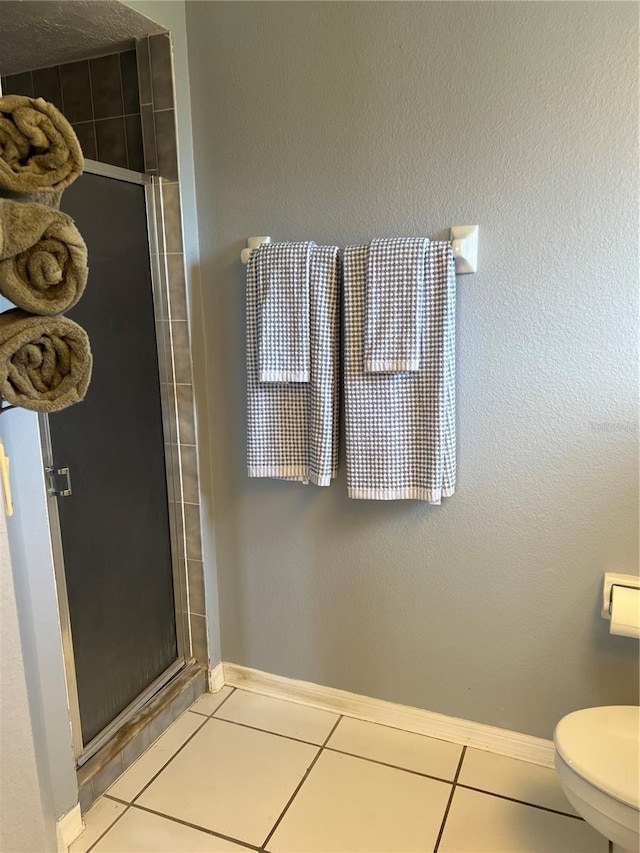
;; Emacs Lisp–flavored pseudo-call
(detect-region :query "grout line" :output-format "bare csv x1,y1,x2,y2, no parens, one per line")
57,66,65,117
188,699,583,821
433,746,466,853
128,802,261,851
84,802,132,853
324,746,455,786
118,57,129,171
91,112,142,122
259,715,343,851
103,793,129,806
209,714,332,749
456,783,584,820
197,685,236,717
100,793,258,851
128,712,210,805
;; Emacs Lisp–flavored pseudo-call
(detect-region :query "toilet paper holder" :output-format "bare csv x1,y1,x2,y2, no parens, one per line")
601,572,640,618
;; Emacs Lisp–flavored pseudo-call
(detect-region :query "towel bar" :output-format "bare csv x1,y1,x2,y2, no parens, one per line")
240,226,479,273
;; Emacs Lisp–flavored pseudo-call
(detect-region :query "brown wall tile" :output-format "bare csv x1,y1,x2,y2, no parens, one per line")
2,71,34,97
60,60,93,123
161,183,183,253
166,253,188,320
176,383,196,445
149,34,173,111
90,54,124,120
180,444,200,505
32,66,63,112
95,117,128,168
135,38,153,105
140,103,158,172
190,614,208,664
186,559,206,617
184,502,203,561
120,50,141,114
171,321,192,384
125,113,145,172
72,121,97,161
154,108,178,180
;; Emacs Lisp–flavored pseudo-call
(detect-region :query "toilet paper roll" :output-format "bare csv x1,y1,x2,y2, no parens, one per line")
609,585,640,639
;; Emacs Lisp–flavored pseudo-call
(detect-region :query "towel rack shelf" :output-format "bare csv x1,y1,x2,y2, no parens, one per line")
239,226,479,273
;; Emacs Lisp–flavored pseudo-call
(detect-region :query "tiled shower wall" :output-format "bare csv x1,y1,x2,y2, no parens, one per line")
2,51,144,171
2,37,206,665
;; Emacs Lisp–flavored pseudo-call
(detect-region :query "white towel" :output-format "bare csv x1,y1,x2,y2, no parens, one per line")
344,240,456,502
256,241,313,382
365,237,428,373
247,244,339,485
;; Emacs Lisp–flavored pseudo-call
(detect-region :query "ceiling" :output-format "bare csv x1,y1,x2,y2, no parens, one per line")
0,0,166,75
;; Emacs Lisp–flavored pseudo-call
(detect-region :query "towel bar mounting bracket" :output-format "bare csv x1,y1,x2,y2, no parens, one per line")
240,227,479,273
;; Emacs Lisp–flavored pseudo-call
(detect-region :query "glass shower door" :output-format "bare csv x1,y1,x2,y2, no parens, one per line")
46,163,184,759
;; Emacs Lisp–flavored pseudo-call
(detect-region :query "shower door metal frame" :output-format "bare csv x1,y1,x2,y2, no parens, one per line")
40,158,191,765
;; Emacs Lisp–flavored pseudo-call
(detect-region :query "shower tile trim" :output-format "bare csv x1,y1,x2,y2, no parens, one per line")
77,665,207,812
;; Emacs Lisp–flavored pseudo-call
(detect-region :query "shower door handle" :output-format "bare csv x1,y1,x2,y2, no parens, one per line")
46,466,72,497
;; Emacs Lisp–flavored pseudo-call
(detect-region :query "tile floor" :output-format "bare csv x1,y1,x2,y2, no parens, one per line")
72,686,607,853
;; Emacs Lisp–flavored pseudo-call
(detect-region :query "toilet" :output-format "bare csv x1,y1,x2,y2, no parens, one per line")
554,706,639,853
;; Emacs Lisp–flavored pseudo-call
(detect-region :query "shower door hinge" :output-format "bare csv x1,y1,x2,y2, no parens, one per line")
46,466,72,497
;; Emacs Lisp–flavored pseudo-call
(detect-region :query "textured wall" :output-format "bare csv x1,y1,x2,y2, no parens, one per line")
0,402,78,835
0,507,50,851
186,1,639,738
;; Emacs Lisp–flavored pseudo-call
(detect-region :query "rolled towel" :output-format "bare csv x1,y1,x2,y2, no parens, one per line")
0,309,92,412
0,199,88,314
0,95,84,194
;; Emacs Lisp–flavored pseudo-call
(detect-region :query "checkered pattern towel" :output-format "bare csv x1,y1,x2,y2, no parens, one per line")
247,244,339,485
365,237,428,373
344,241,456,502
256,241,314,382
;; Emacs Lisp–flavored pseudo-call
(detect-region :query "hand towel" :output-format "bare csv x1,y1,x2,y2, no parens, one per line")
0,198,88,315
0,95,84,194
256,241,313,382
0,308,92,412
364,237,428,372
344,241,456,502
247,244,339,485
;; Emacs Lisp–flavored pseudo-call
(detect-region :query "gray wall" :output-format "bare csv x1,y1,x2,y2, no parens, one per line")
1,404,77,843
0,508,49,852
186,1,638,739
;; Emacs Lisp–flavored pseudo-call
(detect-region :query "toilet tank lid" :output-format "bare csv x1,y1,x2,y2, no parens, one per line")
554,706,640,809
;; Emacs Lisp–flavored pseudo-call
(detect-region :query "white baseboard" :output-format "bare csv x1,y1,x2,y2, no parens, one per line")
208,662,225,692
56,803,83,852
222,663,555,768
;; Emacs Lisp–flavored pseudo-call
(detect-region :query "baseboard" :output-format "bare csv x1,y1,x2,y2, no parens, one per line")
208,661,225,692
222,663,555,768
56,803,83,852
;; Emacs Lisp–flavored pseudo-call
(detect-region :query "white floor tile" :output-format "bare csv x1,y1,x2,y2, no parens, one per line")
267,748,451,853
70,798,126,853
327,716,463,780
438,786,607,852
214,689,339,745
138,717,318,846
108,711,204,802
459,747,578,815
92,807,249,852
190,686,234,717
